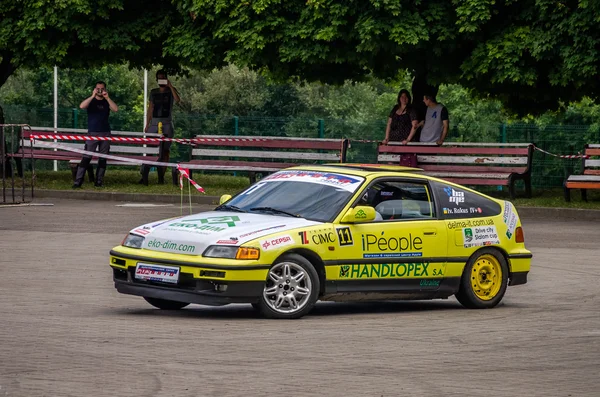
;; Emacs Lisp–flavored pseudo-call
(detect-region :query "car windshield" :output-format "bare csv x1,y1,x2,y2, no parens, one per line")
223,170,365,222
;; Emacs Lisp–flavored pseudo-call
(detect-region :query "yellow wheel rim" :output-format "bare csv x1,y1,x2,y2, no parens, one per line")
470,254,502,301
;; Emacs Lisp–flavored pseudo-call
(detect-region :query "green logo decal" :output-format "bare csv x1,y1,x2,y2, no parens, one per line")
339,265,350,278
355,209,367,219
464,228,473,243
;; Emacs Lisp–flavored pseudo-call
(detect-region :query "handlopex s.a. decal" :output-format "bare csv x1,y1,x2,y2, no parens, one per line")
503,201,518,239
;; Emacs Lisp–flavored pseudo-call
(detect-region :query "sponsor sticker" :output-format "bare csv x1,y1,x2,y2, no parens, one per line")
503,201,518,239
237,225,286,238
146,238,197,254
166,216,244,234
337,262,445,279
135,263,180,284
259,234,294,251
444,186,465,205
462,226,500,248
261,170,364,192
132,228,151,236
361,232,423,258
216,240,238,245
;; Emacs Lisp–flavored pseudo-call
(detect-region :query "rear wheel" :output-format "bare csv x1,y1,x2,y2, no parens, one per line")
257,254,320,319
143,297,190,310
455,248,508,309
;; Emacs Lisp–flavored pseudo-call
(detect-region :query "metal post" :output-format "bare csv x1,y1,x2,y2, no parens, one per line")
143,69,148,156
1,123,5,203
73,108,78,129
53,66,58,171
501,123,507,143
234,116,239,136
318,119,324,138
143,69,148,131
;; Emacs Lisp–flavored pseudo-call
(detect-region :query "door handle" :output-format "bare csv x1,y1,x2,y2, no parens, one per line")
423,229,437,236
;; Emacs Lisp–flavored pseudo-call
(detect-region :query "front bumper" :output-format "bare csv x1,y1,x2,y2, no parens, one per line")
114,278,264,305
110,249,267,305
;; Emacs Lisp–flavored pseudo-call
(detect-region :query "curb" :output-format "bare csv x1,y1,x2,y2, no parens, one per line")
23,189,600,221
513,206,600,222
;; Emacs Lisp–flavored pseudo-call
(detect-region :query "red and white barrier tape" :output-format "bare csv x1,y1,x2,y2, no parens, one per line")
177,165,205,193
532,146,590,159
30,134,272,145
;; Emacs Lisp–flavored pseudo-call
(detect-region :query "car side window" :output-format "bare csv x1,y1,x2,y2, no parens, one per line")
431,181,501,219
358,180,434,221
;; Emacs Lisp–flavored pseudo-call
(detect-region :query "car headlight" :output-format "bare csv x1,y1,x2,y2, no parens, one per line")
203,246,260,260
122,233,145,249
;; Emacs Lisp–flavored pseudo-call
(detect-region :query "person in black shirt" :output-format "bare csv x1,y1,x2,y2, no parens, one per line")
383,89,419,145
139,70,181,185
73,81,118,188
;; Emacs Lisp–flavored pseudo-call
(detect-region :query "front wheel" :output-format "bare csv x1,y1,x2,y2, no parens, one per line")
257,254,320,319
143,297,190,310
455,248,509,309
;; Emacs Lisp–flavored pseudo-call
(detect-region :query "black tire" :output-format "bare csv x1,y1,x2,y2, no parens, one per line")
143,297,190,310
455,248,509,309
258,253,320,319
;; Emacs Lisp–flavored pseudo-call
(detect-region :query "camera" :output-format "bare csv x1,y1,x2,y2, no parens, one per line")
157,79,168,85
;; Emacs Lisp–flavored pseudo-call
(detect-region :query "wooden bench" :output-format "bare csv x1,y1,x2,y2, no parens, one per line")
182,135,349,182
564,144,600,202
15,127,160,182
378,142,534,199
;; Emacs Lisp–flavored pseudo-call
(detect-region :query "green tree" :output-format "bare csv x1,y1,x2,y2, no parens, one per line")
0,0,182,87
165,0,600,115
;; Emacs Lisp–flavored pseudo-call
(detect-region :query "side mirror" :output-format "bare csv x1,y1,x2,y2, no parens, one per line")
341,206,377,223
219,194,232,205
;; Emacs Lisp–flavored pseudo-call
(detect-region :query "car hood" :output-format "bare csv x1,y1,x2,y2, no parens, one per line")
130,211,321,256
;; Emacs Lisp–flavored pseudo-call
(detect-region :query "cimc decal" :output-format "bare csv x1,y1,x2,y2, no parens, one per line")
338,263,442,279
361,232,423,258
299,231,336,245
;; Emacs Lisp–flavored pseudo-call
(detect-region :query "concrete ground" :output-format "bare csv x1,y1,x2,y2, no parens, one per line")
0,199,598,397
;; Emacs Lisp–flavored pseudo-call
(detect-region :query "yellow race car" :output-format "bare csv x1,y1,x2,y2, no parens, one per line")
110,164,532,319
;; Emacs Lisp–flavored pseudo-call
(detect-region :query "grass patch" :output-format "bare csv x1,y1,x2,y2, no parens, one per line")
480,187,600,209
22,170,251,197
7,170,600,209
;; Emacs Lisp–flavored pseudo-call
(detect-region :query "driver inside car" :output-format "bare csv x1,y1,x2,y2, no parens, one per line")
358,188,383,221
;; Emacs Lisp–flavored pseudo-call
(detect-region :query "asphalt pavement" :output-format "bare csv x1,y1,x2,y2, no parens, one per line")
0,198,599,396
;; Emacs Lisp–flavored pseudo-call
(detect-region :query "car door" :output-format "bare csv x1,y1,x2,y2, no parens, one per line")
333,178,448,292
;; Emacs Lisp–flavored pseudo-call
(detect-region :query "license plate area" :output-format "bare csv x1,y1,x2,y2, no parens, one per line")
135,263,180,284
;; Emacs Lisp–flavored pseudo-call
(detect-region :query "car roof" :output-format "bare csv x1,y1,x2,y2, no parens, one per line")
286,163,424,177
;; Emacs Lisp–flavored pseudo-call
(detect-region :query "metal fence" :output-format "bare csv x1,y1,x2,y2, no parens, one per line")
2,105,599,189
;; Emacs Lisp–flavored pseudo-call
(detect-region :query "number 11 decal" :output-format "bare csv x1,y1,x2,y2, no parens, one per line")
336,227,353,246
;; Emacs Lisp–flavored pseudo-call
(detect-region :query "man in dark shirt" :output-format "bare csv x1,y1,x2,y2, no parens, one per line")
139,70,181,185
73,81,118,188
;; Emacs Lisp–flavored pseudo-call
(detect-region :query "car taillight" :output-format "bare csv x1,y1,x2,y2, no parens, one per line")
515,227,525,243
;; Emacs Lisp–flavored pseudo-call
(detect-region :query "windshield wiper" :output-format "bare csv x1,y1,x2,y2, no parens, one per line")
250,207,302,218
215,204,247,213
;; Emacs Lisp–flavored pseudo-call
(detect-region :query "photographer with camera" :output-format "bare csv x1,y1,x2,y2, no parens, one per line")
139,70,181,185
73,81,118,188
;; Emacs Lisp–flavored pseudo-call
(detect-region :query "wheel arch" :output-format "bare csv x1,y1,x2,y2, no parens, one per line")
465,246,512,273
276,248,326,296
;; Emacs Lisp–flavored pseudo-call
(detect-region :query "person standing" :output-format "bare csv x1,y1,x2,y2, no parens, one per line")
73,81,118,188
139,70,181,185
383,89,419,145
419,93,449,145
